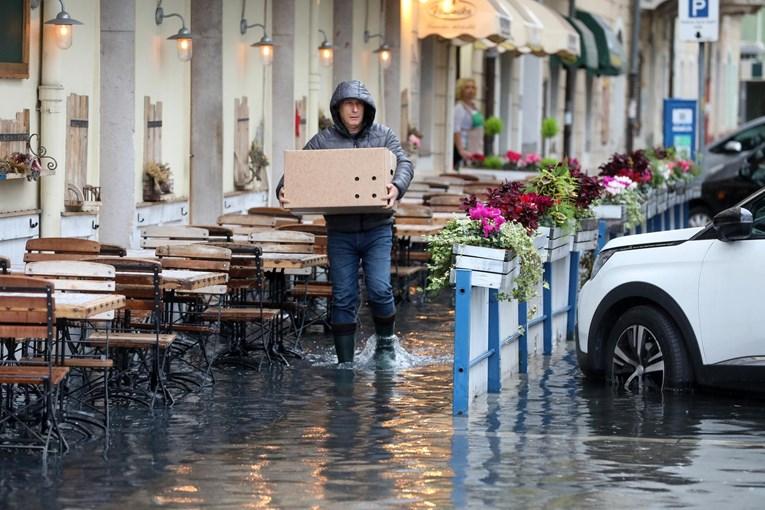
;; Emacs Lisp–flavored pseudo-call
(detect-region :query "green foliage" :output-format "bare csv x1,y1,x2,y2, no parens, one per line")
541,117,560,139
426,219,543,302
483,155,503,169
526,164,578,229
593,188,645,230
484,116,504,136
540,157,559,169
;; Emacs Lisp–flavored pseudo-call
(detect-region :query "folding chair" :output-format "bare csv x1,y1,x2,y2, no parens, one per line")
24,261,116,444
84,258,177,408
0,276,68,461
24,237,101,262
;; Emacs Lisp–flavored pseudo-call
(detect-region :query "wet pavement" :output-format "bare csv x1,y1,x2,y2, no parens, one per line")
3,295,765,509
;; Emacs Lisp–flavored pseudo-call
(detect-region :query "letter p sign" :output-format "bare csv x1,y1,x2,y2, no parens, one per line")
690,0,708,17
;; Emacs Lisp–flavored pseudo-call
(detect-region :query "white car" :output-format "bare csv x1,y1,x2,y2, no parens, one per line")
577,187,765,392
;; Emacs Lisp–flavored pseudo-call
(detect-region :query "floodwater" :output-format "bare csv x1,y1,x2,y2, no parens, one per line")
2,296,765,509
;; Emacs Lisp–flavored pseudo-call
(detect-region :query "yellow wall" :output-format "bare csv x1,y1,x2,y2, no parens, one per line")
135,0,191,202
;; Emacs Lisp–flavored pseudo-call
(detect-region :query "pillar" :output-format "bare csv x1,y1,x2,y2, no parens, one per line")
332,0,354,85
99,0,136,247
383,0,401,136
271,0,295,206
39,0,67,237
189,0,223,224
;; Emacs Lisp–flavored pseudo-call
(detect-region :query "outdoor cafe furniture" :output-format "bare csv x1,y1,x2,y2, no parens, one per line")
0,276,68,461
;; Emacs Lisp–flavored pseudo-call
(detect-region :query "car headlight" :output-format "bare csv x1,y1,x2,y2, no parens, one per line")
591,249,617,279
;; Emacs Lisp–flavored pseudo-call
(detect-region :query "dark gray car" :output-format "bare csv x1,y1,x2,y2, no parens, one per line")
702,115,765,175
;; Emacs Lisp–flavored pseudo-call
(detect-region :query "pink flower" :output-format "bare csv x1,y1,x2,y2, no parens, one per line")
678,160,691,173
468,204,506,238
523,153,541,165
505,150,522,164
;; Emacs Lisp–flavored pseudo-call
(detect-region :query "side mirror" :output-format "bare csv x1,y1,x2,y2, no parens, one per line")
724,140,743,153
713,207,753,242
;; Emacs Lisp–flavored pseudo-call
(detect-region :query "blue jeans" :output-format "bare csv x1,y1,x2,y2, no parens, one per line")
327,224,395,325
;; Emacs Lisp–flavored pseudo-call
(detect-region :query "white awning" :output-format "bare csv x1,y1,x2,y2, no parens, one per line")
418,0,513,46
504,0,579,61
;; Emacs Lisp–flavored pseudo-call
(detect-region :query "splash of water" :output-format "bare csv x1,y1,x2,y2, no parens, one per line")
308,334,450,370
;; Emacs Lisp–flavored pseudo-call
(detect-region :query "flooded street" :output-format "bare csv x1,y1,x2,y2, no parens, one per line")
2,296,765,509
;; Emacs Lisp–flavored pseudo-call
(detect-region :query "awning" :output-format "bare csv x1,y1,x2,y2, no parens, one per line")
575,10,625,76
519,0,580,62
418,0,513,47
503,0,543,53
566,17,598,72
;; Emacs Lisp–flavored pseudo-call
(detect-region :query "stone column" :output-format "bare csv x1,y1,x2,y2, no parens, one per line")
332,0,353,85
383,0,402,137
271,0,295,206
189,0,223,224
99,0,136,247
521,55,542,154
39,0,67,237
498,52,513,154
306,0,321,142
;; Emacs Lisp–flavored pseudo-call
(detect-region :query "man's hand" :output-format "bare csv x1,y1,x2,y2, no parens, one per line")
384,183,399,209
279,188,290,208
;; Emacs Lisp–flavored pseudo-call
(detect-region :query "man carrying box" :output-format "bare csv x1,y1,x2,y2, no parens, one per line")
277,80,413,364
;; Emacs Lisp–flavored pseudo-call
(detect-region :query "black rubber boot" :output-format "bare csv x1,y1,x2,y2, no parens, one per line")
332,323,356,363
373,315,396,359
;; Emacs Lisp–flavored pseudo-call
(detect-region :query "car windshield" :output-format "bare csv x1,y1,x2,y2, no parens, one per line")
712,122,765,153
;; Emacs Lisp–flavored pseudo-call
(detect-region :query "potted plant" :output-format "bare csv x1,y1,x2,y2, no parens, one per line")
426,203,543,303
541,117,560,157
247,140,270,192
143,162,173,201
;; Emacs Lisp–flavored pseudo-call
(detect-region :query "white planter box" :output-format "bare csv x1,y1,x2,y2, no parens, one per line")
533,226,551,263
451,244,516,290
592,204,624,220
547,226,574,262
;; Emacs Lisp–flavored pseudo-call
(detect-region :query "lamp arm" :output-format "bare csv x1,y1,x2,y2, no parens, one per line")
240,20,266,36
364,30,383,44
155,3,188,31
318,29,329,44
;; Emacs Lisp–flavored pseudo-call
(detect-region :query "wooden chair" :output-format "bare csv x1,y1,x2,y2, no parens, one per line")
0,275,68,461
24,260,117,442
248,230,315,254
140,226,209,249
99,244,127,257
154,244,232,381
188,225,234,243
24,238,101,262
439,172,479,181
83,257,177,406
276,223,328,255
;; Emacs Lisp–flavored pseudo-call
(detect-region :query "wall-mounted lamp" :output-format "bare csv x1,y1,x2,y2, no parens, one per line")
364,30,392,70
241,0,274,66
44,0,83,50
317,29,333,68
155,0,193,62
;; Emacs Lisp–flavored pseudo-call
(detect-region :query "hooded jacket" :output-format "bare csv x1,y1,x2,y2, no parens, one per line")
276,80,414,233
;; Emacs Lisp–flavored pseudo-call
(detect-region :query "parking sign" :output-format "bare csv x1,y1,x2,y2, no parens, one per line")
679,0,719,42
663,99,697,160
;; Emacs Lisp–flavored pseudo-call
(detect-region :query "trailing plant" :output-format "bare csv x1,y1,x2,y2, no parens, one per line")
568,158,604,218
426,215,543,302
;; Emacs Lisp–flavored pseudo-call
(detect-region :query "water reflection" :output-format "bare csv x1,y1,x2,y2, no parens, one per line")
2,295,765,508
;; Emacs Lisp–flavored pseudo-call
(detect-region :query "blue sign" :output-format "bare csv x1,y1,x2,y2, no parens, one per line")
689,0,709,17
663,98,697,160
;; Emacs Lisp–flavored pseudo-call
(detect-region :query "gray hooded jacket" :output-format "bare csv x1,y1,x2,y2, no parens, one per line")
276,80,414,233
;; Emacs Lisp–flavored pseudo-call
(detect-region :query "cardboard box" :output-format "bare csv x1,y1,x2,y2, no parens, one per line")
284,148,396,214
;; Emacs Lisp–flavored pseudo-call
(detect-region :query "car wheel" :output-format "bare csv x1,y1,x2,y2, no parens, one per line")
606,305,692,392
688,207,712,228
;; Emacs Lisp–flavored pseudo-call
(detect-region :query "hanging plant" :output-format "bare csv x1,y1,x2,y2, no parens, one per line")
247,140,270,191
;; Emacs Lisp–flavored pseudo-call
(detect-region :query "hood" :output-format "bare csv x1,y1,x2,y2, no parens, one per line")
329,80,376,137
602,227,703,251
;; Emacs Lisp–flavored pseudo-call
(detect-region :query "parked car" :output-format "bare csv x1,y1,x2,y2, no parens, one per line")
688,142,765,227
701,115,765,175
577,187,765,393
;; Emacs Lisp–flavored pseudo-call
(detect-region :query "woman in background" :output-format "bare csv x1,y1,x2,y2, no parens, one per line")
453,78,484,170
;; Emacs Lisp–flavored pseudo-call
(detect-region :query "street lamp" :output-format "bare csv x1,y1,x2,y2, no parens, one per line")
155,0,193,62
44,0,83,50
241,0,274,66
317,29,334,67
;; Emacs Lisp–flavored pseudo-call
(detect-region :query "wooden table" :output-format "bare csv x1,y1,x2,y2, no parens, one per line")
160,270,228,291
260,253,328,271
0,292,127,320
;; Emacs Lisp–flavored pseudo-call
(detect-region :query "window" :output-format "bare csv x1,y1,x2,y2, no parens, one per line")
711,122,765,153
748,192,765,238
0,0,30,79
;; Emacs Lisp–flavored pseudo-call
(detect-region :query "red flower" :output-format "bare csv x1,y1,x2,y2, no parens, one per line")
505,150,522,164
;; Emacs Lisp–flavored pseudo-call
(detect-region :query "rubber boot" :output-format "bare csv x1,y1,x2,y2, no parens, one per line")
373,314,396,360
332,323,356,363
